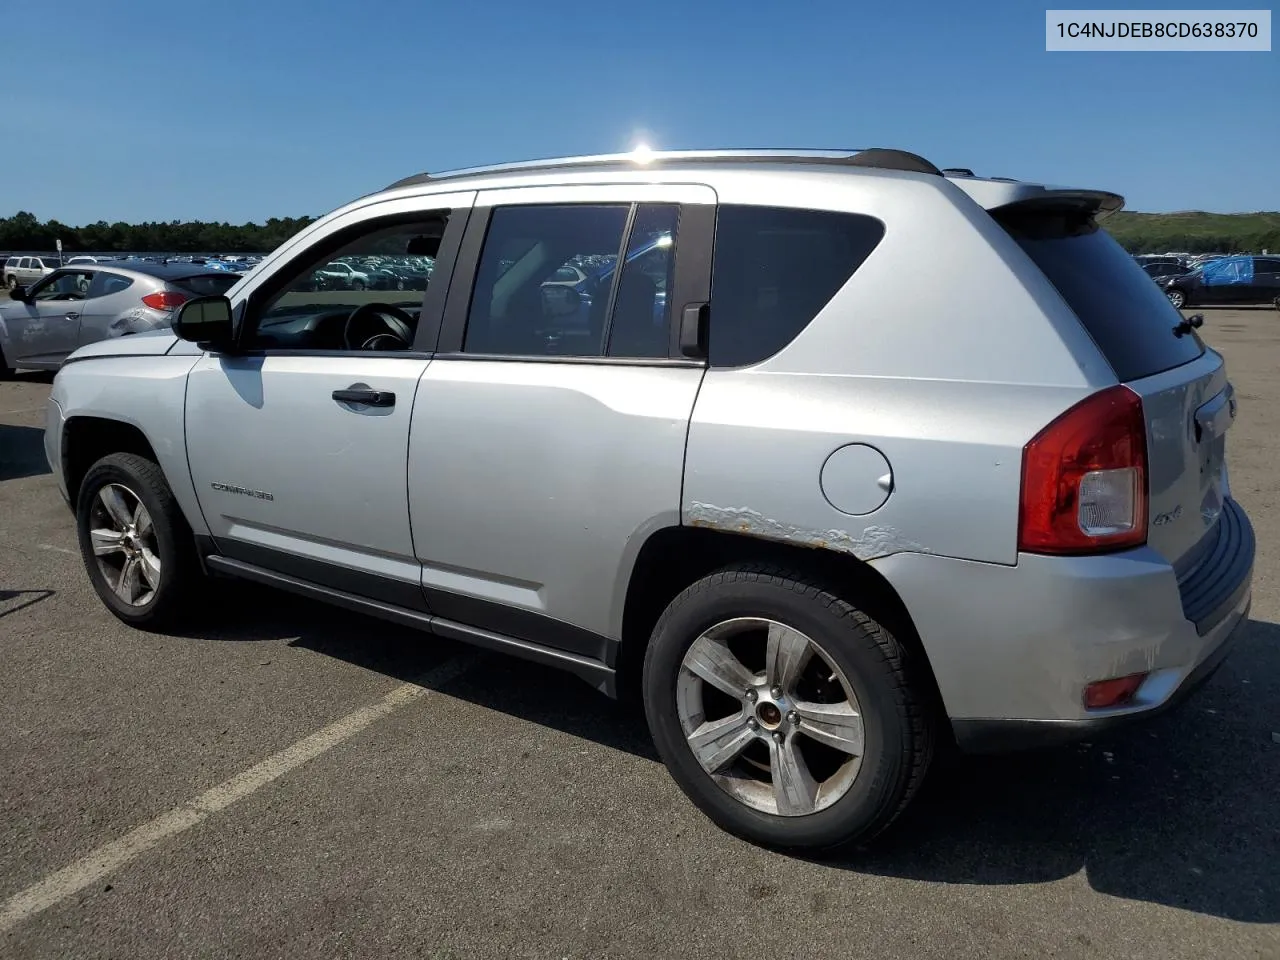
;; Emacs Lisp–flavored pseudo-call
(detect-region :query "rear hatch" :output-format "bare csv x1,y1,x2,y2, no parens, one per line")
993,200,1236,578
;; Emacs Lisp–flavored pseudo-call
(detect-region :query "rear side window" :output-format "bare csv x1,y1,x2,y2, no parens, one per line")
178,274,241,296
87,272,133,298
996,208,1204,382
708,205,885,367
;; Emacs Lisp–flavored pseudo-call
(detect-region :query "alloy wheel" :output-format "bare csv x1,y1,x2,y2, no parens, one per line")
676,617,865,817
87,483,161,607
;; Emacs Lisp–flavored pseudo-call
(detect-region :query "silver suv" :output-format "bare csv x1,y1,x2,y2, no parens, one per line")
44,148,1255,852
4,254,60,289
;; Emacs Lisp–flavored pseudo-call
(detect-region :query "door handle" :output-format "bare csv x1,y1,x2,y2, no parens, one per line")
64,312,79,320
332,387,395,407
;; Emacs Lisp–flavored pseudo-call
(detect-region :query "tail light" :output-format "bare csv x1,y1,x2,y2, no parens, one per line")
141,291,189,311
1018,384,1148,554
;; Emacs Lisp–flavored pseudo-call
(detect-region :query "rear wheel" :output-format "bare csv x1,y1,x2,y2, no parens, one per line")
0,344,14,379
1166,288,1186,309
1273,295,1280,312
643,564,935,852
5,275,15,290
75,452,201,629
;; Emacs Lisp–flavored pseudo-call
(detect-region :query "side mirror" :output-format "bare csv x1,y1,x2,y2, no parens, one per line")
541,285,582,318
174,295,235,349
9,285,28,302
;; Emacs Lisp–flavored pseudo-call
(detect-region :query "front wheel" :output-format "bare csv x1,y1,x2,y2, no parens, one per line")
1166,288,1187,309
643,565,935,853
351,279,366,291
5,275,16,290
75,452,201,630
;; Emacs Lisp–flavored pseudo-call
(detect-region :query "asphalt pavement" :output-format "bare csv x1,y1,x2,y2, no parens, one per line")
1,309,1278,959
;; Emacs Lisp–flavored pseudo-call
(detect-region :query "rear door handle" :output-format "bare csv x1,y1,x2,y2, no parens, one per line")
64,313,79,320
332,387,395,407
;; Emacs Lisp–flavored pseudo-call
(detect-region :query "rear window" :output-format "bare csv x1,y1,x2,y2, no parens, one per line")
708,205,885,367
996,207,1204,382
177,274,241,296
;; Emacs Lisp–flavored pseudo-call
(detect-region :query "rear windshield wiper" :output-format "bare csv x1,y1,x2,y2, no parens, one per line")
1173,313,1204,338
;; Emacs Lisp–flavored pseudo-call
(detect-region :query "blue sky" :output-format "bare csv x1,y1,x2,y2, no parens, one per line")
4,0,1276,223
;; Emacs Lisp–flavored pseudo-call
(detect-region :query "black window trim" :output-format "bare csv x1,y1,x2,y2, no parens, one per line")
209,206,468,361
434,200,713,366
596,202,638,354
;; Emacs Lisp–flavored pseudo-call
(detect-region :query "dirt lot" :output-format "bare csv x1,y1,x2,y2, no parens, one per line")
1,309,1278,959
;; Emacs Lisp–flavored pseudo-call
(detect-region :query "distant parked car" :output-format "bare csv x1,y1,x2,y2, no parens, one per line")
4,255,61,289
313,260,371,290
0,261,241,375
66,255,119,265
1157,255,1280,309
1141,261,1187,281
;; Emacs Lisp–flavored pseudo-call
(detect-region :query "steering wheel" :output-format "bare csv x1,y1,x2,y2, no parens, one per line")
342,302,415,351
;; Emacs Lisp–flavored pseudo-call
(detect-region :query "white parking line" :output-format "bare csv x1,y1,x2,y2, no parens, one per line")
0,655,473,934
37,544,77,556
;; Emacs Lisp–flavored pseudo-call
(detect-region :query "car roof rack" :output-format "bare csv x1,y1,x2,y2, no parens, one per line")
384,147,945,190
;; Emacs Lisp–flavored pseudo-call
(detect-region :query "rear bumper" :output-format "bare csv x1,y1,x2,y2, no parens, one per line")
871,498,1255,752
951,596,1247,752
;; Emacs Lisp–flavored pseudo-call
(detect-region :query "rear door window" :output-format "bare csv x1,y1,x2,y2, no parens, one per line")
707,205,885,367
463,204,631,357
995,208,1204,382
87,271,133,298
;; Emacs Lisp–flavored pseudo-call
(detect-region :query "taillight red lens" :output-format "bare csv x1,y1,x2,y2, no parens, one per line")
1018,384,1148,554
141,291,188,311
1083,672,1148,709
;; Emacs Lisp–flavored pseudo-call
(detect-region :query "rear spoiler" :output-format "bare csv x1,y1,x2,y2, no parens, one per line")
948,179,1125,221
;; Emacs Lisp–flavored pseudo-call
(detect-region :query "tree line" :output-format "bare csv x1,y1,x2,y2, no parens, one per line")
1101,210,1280,254
0,211,317,255
2,208,1277,257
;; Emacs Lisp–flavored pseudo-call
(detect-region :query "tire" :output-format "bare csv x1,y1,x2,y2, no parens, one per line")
643,564,934,853
1166,288,1186,309
5,275,15,290
74,452,201,630
1273,295,1280,312
351,279,366,291
0,344,14,380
